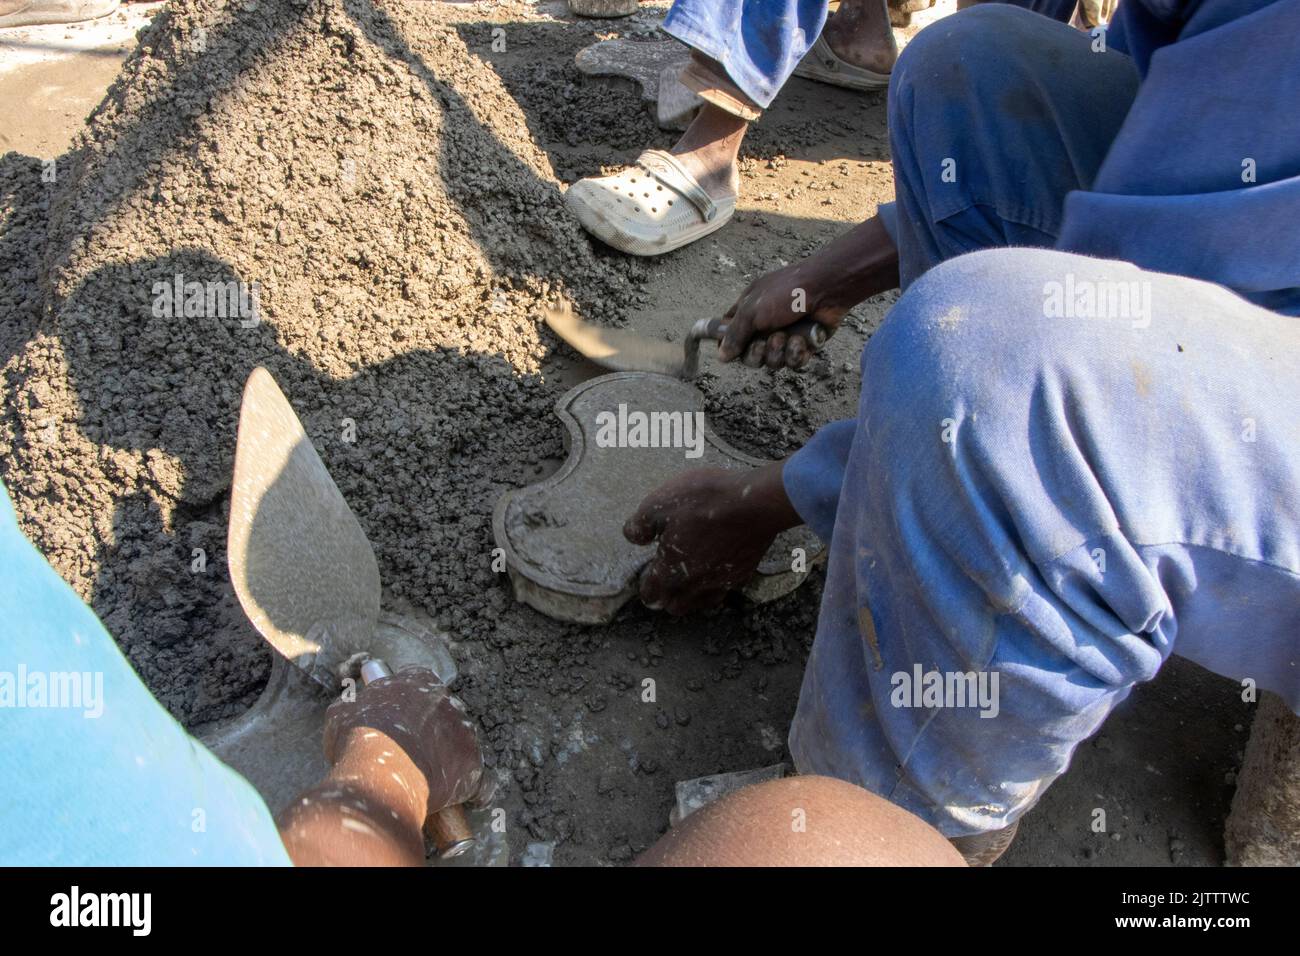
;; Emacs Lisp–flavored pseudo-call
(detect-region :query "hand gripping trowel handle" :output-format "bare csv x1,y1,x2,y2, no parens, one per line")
358,658,476,860
684,316,830,376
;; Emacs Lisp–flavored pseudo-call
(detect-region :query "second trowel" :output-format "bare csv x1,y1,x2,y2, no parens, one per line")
221,367,481,858
544,303,828,379
227,368,444,687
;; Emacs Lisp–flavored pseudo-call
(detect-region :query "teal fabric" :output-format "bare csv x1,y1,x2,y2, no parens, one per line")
0,481,290,865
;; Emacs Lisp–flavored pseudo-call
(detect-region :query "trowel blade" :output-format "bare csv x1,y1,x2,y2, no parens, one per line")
544,304,688,378
228,367,382,689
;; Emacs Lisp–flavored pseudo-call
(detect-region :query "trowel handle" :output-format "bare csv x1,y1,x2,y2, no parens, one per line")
689,317,830,352
782,318,830,351
688,317,728,343
358,657,476,860
359,658,392,685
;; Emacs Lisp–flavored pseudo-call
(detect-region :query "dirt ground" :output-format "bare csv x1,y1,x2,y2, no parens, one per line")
0,0,1252,866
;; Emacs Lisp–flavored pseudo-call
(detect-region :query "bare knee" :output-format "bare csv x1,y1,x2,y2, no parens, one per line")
636,775,966,867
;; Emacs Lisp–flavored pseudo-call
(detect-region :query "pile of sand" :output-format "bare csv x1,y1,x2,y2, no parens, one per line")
0,0,648,721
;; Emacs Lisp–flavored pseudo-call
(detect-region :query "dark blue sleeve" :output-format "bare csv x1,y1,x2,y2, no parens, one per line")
1059,0,1300,314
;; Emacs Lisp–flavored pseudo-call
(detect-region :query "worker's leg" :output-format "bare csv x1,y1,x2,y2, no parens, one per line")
651,0,898,206
577,0,893,213
638,776,966,866
883,4,1140,287
665,0,904,110
789,246,1300,837
663,0,831,110
566,0,827,252
812,0,900,78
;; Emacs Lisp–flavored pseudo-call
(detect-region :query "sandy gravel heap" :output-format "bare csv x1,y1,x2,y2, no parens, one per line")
0,0,645,722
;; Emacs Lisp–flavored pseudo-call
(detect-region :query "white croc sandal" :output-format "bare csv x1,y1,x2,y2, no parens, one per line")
565,149,737,257
793,33,892,91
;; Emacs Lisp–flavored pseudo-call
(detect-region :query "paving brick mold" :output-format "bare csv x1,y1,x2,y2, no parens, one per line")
493,371,823,624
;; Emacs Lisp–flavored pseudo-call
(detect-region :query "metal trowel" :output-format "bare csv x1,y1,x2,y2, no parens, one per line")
544,302,829,379
224,367,478,858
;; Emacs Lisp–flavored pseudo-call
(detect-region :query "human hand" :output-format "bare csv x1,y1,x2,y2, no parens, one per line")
717,260,847,370
323,667,490,818
623,463,801,615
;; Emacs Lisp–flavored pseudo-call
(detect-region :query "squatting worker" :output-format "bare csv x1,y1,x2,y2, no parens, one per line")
624,0,1300,864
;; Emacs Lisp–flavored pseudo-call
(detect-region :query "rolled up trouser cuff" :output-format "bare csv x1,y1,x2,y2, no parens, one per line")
678,54,763,121
662,0,827,109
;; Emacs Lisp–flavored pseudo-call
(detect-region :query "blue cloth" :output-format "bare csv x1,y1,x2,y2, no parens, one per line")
785,2,1300,836
886,5,1141,287
884,0,1300,316
664,0,830,108
1019,0,1083,20
0,482,290,865
662,0,1083,109
1064,0,1300,314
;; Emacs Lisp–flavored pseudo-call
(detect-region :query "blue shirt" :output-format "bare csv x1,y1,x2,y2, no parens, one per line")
0,483,289,865
1060,0,1300,314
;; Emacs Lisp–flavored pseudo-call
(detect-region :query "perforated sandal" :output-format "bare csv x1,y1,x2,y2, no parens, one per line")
565,149,737,256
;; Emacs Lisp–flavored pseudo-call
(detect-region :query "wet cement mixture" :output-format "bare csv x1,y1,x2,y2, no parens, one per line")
0,0,1252,865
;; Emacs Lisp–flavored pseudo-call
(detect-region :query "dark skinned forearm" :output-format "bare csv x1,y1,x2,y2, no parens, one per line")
717,214,901,367
801,215,901,314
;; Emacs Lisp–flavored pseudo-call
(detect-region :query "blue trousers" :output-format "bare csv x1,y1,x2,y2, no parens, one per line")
784,8,1300,836
663,0,1081,108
